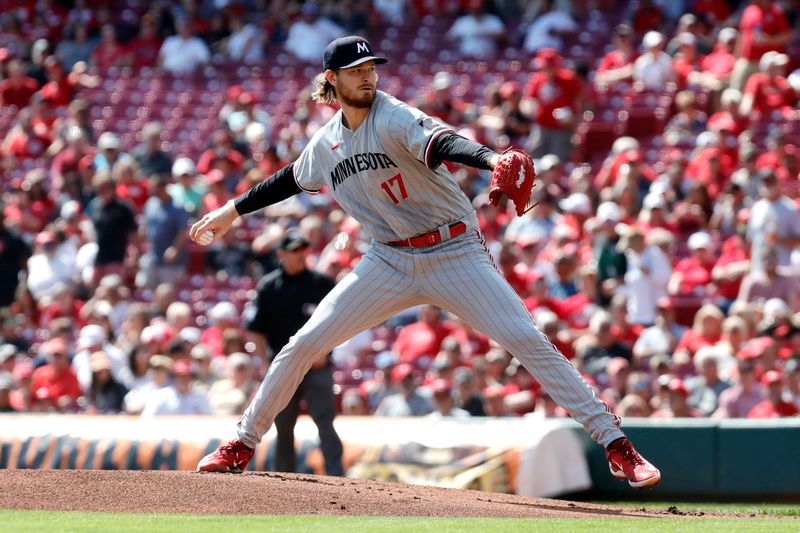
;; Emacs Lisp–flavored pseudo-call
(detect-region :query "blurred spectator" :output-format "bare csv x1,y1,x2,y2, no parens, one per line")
94,132,126,171
738,247,797,311
671,33,702,88
127,14,162,71
72,324,132,392
730,0,791,91
91,24,128,72
631,0,663,33
112,158,149,212
686,347,730,415
200,302,242,357
0,374,14,412
580,310,633,377
85,351,128,413
452,366,485,416
392,305,456,367
739,51,795,117
619,226,672,326
427,379,470,418
55,25,95,71
26,231,74,302
633,31,675,92
283,3,345,63
168,157,206,216
0,59,38,108
208,352,257,415
663,90,708,146
123,354,172,414
224,16,264,64
748,370,799,418
674,304,724,365
714,359,765,418
652,378,702,418
375,364,433,416
141,359,212,416
757,131,799,184
445,0,505,59
87,170,137,287
694,27,737,90
595,24,638,88
523,48,581,160
30,338,81,412
668,231,715,297
136,174,189,289
747,171,800,273
133,122,172,177
522,0,578,54
200,170,231,215
158,17,210,75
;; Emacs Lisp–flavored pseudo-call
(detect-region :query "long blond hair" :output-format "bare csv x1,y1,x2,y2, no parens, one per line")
311,72,337,104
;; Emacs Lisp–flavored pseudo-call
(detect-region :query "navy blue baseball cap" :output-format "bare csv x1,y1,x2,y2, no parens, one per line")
323,36,387,71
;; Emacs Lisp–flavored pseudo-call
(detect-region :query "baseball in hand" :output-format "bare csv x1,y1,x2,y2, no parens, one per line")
198,229,215,246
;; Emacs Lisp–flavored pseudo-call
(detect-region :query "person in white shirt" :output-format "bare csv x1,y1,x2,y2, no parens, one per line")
633,31,675,91
620,225,672,326
71,324,133,391
522,0,578,53
225,16,264,64
141,359,212,416
158,17,211,75
446,1,505,59
426,379,471,418
747,172,800,273
284,4,345,63
26,232,76,303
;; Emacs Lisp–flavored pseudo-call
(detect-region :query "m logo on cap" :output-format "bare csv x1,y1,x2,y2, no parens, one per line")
356,42,369,54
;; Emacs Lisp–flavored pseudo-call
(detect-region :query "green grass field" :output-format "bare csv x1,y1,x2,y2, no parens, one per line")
593,501,800,517
1,511,799,533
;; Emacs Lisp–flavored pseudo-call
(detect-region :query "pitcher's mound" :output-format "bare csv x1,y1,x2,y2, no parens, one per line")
1,469,663,518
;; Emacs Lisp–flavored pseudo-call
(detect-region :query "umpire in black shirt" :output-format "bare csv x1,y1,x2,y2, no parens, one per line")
244,229,344,476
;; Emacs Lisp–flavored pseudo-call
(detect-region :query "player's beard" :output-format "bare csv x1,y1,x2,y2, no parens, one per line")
337,85,376,109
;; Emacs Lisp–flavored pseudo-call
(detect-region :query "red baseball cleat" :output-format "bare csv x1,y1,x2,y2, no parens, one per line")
197,440,254,473
606,438,661,489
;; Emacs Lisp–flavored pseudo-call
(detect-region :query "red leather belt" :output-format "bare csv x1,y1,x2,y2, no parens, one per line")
386,222,467,248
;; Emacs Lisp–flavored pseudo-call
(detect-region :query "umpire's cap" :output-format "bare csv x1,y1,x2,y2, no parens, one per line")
278,229,309,252
323,36,387,71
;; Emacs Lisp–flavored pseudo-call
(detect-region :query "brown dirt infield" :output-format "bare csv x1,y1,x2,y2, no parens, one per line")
0,469,763,519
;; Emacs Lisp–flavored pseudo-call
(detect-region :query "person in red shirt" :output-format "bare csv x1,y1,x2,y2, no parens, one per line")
707,87,747,135
748,370,799,418
731,0,791,91
91,23,128,72
694,0,731,24
756,131,798,184
651,378,703,418
196,130,245,176
392,305,457,366
672,33,703,88
30,338,82,412
711,235,750,312
740,51,796,118
631,0,663,34
0,59,39,108
1,107,50,163
669,231,716,297
695,28,738,90
674,304,724,364
523,48,581,161
594,24,639,88
127,14,162,71
113,158,149,212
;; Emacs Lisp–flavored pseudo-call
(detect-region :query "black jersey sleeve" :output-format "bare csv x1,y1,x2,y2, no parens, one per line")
427,132,496,171
233,163,301,215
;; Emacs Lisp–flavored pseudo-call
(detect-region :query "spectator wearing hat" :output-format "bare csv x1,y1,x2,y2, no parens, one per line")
375,363,434,416
199,302,241,358
132,122,172,178
136,173,190,289
85,351,128,413
671,33,703,89
748,370,799,418
740,51,795,118
522,0,578,54
738,248,797,311
445,0,505,59
651,378,702,418
686,347,731,416
208,352,258,415
72,324,132,392
418,71,465,127
426,378,470,418
668,232,715,297
0,344,18,375
87,168,137,287
730,0,791,91
30,338,81,412
157,16,210,75
595,24,639,88
693,27,738,90
168,157,206,216
0,59,38,108
244,228,343,475
747,171,800,273
633,31,675,92
284,3,345,62
141,359,212,416
94,131,126,171
523,47,581,160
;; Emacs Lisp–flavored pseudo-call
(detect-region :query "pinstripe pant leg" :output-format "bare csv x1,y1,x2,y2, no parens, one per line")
417,233,625,448
237,246,423,448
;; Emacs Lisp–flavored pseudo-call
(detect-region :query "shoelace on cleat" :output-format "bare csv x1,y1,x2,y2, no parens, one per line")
619,442,644,467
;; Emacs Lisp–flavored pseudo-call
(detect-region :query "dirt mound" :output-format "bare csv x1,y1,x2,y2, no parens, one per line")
0,470,751,519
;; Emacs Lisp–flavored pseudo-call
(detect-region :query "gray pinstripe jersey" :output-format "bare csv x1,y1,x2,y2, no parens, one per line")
293,91,474,242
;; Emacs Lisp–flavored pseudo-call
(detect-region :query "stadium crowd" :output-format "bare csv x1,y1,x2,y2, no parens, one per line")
0,0,799,422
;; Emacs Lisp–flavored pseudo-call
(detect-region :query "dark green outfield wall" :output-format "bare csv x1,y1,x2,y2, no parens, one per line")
562,419,800,498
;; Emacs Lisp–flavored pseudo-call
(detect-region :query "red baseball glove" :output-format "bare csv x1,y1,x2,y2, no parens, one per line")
488,148,537,216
